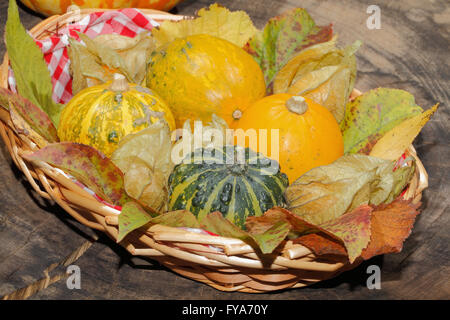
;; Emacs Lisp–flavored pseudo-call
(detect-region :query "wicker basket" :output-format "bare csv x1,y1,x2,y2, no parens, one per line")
0,9,429,293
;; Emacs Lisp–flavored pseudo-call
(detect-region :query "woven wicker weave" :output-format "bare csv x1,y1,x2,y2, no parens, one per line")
0,9,428,293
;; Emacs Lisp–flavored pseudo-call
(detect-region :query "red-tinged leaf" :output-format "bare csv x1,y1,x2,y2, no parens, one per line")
150,210,200,229
0,88,10,110
23,142,129,205
201,211,250,241
248,206,372,262
118,201,153,243
247,207,330,256
249,220,291,254
246,207,319,235
201,211,290,254
246,208,319,254
340,88,423,154
293,233,348,256
245,8,333,89
319,205,373,263
0,88,58,144
361,199,421,260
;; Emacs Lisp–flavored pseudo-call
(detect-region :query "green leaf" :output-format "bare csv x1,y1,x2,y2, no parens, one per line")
244,210,296,254
118,206,200,243
201,211,291,254
23,142,130,206
285,154,415,225
0,89,59,144
5,0,64,127
245,8,333,89
118,201,153,243
340,88,423,154
201,211,250,241
150,210,200,229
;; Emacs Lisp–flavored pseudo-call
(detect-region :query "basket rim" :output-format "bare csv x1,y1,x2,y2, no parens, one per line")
0,8,429,293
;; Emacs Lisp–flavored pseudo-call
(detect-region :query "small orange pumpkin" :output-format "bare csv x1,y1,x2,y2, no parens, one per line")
234,93,344,182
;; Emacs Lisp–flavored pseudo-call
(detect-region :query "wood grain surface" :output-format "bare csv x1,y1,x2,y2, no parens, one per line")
0,0,448,300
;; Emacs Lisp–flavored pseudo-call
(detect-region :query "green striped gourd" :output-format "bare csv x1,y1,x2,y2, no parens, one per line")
168,146,289,228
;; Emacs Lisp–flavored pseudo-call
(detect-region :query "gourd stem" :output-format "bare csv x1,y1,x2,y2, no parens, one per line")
286,96,308,115
109,73,129,92
232,109,243,120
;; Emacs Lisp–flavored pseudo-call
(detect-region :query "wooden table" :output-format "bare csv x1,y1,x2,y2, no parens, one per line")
0,0,448,300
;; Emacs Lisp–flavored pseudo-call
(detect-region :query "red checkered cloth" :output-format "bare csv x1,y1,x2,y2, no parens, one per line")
8,8,159,104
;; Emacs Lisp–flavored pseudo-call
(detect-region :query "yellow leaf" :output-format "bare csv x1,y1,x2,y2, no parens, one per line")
151,4,257,47
369,103,439,160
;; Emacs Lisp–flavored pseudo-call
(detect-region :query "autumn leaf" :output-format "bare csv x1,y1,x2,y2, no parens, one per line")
0,88,11,111
248,206,371,262
201,211,251,242
201,211,291,254
243,209,293,254
23,142,130,206
0,89,58,145
151,3,257,47
5,0,64,126
361,199,421,260
294,233,348,257
340,88,423,154
245,8,333,88
369,104,439,161
292,200,420,262
118,205,200,243
318,205,372,262
118,201,153,242
286,154,415,225
150,210,201,229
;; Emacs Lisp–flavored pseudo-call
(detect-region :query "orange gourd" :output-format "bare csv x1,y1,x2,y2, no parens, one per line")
146,34,266,128
234,93,344,182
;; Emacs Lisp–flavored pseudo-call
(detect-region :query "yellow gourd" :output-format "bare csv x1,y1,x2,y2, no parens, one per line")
235,94,344,182
146,34,266,128
57,74,175,157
